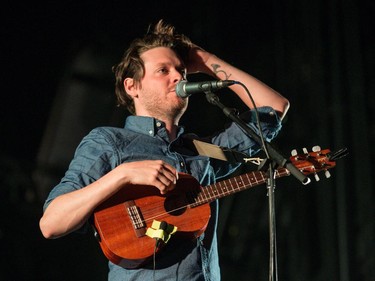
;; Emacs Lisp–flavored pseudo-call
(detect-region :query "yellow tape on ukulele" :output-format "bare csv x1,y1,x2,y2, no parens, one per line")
145,220,178,243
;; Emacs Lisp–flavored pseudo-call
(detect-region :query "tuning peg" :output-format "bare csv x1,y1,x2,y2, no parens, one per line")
312,145,321,152
325,170,331,178
291,149,297,156
314,173,320,181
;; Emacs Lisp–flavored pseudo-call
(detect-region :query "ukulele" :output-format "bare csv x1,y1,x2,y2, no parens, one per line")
92,147,347,268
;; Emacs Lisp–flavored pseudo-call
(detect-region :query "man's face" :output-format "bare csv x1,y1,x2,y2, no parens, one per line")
133,47,188,123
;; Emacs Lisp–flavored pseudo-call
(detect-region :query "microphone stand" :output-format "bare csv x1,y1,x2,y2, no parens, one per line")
204,91,309,281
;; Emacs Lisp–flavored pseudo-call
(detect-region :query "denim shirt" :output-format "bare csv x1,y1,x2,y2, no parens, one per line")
44,106,282,281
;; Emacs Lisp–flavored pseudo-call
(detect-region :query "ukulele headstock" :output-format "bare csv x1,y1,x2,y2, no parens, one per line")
289,146,348,181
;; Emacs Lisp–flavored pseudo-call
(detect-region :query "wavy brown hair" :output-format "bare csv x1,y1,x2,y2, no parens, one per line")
113,20,192,114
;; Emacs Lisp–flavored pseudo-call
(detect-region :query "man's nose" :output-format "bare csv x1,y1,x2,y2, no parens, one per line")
172,68,184,83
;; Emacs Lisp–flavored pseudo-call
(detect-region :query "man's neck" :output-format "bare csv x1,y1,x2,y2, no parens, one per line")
163,120,178,142
134,113,179,142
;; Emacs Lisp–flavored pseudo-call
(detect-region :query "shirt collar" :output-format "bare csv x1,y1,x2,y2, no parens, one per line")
124,115,184,138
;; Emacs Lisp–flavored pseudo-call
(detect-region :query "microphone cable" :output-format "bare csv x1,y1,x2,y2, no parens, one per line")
152,221,168,281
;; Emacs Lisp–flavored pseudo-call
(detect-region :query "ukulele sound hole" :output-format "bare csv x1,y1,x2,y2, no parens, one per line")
164,194,187,216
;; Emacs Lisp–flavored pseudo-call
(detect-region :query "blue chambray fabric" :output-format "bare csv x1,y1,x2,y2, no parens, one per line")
44,106,282,281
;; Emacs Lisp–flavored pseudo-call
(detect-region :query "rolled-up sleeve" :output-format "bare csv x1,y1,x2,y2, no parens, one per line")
43,128,118,211
209,106,282,179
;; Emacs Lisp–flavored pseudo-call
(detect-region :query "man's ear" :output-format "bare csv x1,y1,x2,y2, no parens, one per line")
124,78,138,98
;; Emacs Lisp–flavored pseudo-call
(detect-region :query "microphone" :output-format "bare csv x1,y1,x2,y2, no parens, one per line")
175,80,237,98
155,221,168,248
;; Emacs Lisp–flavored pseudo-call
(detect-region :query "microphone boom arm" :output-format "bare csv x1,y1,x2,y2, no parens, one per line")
204,91,309,185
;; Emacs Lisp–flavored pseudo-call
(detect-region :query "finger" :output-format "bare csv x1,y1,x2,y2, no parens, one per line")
158,163,177,184
160,162,177,175
156,172,178,194
157,172,176,188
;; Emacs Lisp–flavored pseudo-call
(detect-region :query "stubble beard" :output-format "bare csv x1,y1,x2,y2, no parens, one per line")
141,88,188,123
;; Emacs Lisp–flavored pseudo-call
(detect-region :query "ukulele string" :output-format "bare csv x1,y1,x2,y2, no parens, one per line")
140,203,192,225
139,187,220,225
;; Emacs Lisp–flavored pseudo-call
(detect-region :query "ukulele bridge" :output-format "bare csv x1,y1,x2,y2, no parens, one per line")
125,200,146,237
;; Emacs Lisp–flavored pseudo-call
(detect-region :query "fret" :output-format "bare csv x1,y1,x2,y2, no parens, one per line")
206,185,216,200
188,168,292,208
233,176,244,192
200,186,209,202
227,178,236,194
197,191,205,204
221,181,227,196
257,171,266,184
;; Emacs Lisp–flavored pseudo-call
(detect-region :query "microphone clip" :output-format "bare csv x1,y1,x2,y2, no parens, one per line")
145,220,178,247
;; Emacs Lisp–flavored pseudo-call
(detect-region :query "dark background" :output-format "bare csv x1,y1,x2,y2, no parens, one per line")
1,1,374,280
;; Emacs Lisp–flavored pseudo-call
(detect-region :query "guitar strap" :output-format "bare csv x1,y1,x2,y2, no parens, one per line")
183,137,249,164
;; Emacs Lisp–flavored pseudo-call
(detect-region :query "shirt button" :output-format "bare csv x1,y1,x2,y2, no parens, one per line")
180,162,184,167
149,130,153,135
156,122,162,127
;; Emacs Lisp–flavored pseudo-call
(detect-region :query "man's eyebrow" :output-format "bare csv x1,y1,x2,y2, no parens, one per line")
152,61,171,68
153,61,186,69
